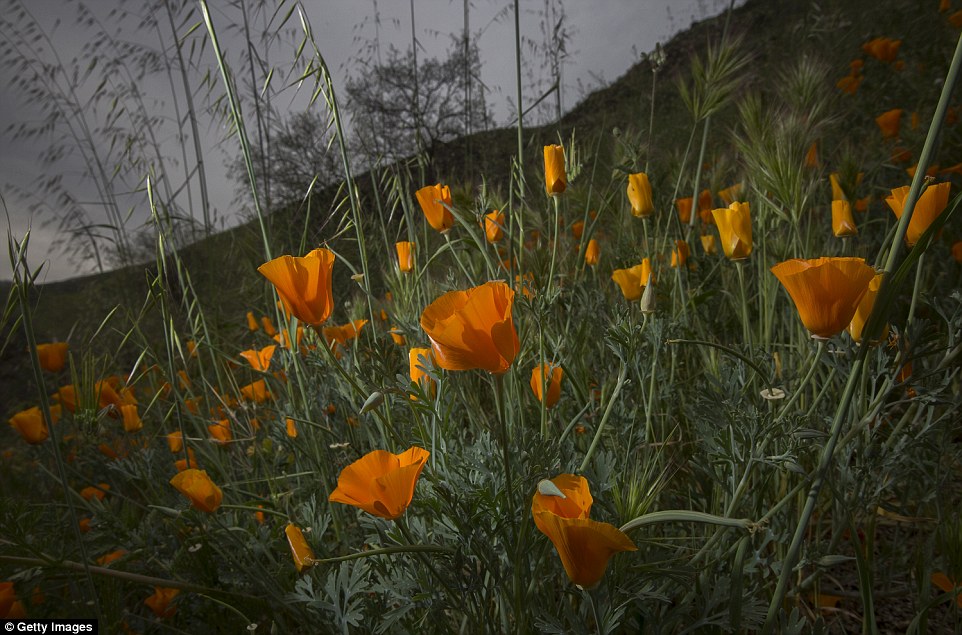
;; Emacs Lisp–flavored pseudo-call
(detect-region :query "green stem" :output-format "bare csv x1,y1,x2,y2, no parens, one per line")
580,360,628,473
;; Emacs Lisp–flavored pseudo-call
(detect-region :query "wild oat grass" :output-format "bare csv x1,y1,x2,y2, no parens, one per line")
3,1,962,633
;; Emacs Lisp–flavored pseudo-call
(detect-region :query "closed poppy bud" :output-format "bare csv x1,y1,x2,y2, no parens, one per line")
208,419,232,445
144,587,179,619
396,241,415,273
390,327,406,346
0,582,27,619
676,197,693,223
627,172,654,218
712,202,753,260
585,239,600,266
848,273,887,344
170,469,222,512
409,348,437,399
532,474,636,588
875,108,903,140
805,141,819,168
697,189,714,217
952,240,962,263
240,380,270,403
167,431,183,453
258,316,277,337
700,234,717,255
832,200,858,237
885,182,951,246
246,311,259,332
771,257,876,339
285,523,315,573
670,240,691,268
36,342,68,373
120,404,142,433
240,345,276,372
258,248,336,326
285,418,298,438
420,281,520,374
415,184,454,232
485,211,505,243
328,446,430,519
8,407,49,444
571,220,585,240
544,144,567,195
530,364,563,408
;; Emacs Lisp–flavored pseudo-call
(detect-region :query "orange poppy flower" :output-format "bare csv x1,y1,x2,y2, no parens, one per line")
36,342,68,373
408,347,437,399
8,407,49,444
170,468,222,512
260,316,278,337
611,260,653,301
532,474,636,588
273,325,306,352
861,37,901,62
485,211,505,243
415,184,454,232
931,572,962,607
712,202,753,260
875,108,903,140
885,182,951,246
323,319,368,354
257,248,336,326
627,172,654,218
676,197,693,224
544,145,567,195
167,431,183,453
585,239,600,266
771,257,876,338
718,184,743,206
240,345,276,372
120,404,142,433
420,281,520,374
941,0,951,12
246,311,259,332
144,587,179,619
240,380,270,403
700,234,717,255
670,240,691,268
285,417,298,438
0,582,27,619
950,9,962,27
80,483,110,502
285,523,315,573
848,273,887,344
530,364,563,409
208,419,232,445
390,327,406,346
96,550,126,566
836,73,862,95
174,448,198,472
832,200,858,237
396,241,415,273
328,446,430,519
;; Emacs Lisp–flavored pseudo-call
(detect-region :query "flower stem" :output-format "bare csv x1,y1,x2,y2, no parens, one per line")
580,360,628,473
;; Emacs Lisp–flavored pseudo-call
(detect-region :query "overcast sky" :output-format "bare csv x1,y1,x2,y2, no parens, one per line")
0,0,733,282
